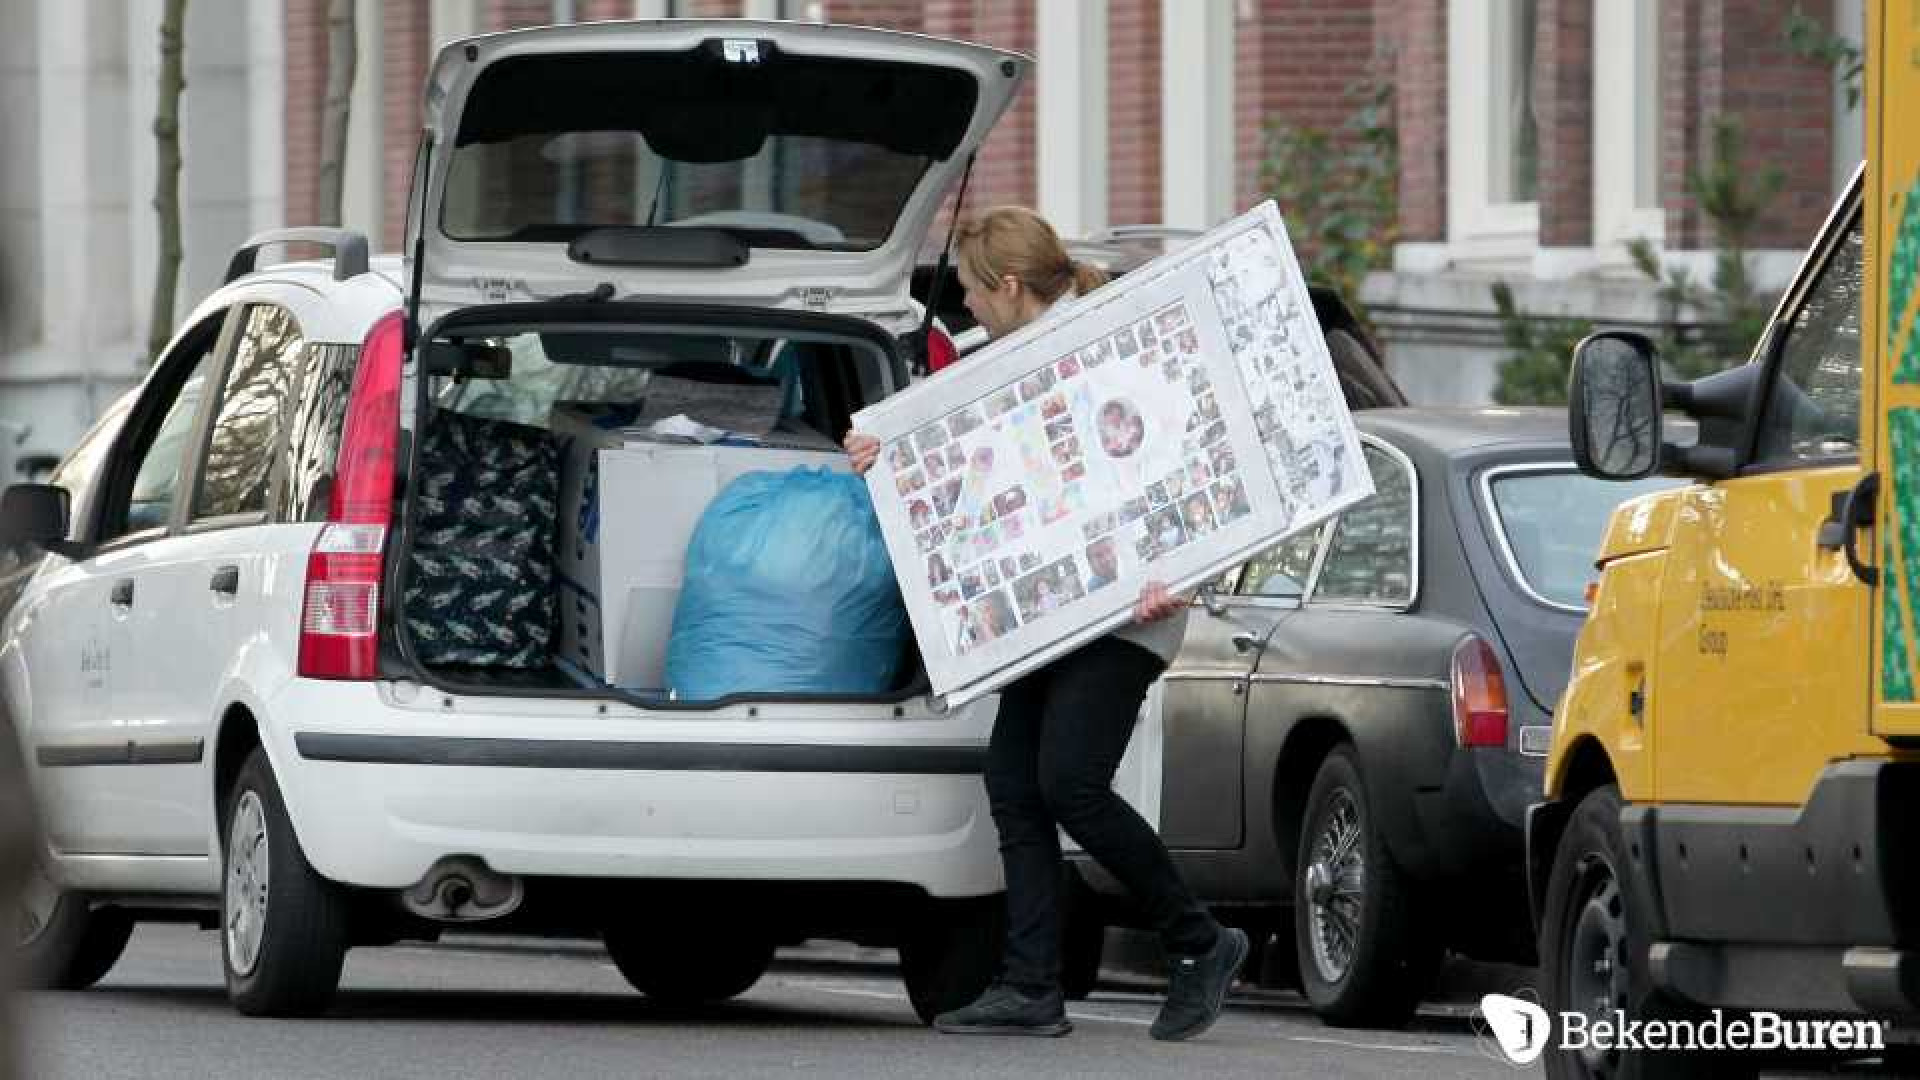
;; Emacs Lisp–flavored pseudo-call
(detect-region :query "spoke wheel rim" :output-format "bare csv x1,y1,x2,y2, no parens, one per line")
1564,853,1630,1077
224,792,270,977
1306,787,1365,985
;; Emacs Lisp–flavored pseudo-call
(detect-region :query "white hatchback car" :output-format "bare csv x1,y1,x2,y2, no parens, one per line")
0,20,1026,1021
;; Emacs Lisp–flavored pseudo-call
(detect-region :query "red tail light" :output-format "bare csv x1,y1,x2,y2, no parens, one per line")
1450,635,1510,749
299,312,404,680
927,327,958,373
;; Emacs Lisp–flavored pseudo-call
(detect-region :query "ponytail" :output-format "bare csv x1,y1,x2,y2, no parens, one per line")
958,206,1104,306
1068,258,1110,298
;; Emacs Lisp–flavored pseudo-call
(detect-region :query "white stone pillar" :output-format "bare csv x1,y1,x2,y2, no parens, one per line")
1036,0,1108,239
431,0,481,48
38,0,135,366
247,0,286,235
1160,0,1234,229
341,0,385,241
180,0,257,304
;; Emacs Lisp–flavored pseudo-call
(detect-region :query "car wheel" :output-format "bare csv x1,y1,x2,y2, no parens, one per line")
602,923,774,1005
1293,746,1437,1028
17,862,132,991
899,894,1005,1025
221,749,350,1017
1540,785,1756,1080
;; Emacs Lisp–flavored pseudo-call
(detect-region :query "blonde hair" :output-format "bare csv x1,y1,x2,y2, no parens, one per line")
955,206,1108,305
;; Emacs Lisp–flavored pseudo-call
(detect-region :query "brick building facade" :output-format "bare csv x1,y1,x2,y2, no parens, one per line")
0,0,1866,460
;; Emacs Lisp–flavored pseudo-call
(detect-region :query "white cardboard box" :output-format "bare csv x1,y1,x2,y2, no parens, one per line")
552,408,847,688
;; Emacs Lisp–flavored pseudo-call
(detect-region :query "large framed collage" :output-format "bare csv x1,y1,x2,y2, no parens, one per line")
854,202,1372,707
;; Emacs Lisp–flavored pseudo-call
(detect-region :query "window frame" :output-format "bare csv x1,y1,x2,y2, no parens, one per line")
87,308,241,553
1736,192,1866,478
1447,0,1541,259
1591,0,1666,260
185,301,309,531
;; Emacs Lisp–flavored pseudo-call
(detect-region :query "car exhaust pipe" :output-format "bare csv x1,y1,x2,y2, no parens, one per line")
401,856,523,923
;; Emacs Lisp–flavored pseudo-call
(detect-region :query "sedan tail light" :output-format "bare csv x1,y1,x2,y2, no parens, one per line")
1450,635,1510,749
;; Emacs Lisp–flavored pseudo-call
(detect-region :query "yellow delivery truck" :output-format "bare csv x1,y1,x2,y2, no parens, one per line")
1528,4,1920,1076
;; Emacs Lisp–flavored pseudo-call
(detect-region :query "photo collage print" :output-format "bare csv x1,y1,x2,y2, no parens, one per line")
891,300,1256,658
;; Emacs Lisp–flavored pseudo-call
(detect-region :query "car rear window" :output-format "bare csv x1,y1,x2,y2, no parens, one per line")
1485,470,1681,609
442,132,929,250
438,48,980,250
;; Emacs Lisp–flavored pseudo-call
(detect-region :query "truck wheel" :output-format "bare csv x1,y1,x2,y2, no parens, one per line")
1293,747,1437,1027
603,924,774,1005
1540,785,1755,1080
221,749,350,1017
899,894,1005,1024
17,863,132,990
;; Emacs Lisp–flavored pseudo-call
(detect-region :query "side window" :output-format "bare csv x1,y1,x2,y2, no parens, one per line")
1238,524,1325,598
281,343,357,522
196,305,305,520
47,399,129,542
1755,216,1864,466
1312,442,1416,606
118,353,218,538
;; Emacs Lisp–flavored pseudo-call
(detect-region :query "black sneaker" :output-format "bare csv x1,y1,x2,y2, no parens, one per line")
1150,927,1249,1042
933,981,1073,1036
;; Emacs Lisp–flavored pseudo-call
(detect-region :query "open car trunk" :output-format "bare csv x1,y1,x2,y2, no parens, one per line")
391,303,928,707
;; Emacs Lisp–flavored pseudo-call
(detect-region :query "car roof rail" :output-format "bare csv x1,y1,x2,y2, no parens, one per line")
224,227,371,285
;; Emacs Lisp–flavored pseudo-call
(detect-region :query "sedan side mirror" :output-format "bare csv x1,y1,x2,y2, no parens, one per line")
1569,332,1665,481
0,484,82,559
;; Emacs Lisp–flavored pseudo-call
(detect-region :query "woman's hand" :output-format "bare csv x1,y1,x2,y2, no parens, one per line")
844,432,881,476
1133,581,1184,623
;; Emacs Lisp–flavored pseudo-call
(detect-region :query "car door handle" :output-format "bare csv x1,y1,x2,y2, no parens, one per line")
109,579,134,607
1231,631,1262,654
209,565,239,596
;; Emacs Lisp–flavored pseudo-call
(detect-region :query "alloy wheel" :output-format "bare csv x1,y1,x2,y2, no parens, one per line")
225,791,271,977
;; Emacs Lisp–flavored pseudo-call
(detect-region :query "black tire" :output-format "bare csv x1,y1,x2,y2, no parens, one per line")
220,749,350,1017
602,923,774,1005
1060,869,1104,1001
17,866,133,991
1292,746,1438,1028
899,894,1005,1024
1540,785,1756,1080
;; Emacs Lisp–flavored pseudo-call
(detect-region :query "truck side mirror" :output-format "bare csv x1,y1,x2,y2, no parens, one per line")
1569,332,1664,481
0,484,82,559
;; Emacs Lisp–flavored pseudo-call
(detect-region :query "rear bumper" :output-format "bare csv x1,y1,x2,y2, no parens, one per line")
261,680,1004,899
1634,759,1920,1015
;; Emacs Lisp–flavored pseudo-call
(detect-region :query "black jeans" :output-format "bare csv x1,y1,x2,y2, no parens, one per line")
984,635,1219,994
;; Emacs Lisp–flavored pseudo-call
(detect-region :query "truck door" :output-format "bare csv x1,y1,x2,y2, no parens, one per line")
1651,198,1876,807
1868,0,1920,738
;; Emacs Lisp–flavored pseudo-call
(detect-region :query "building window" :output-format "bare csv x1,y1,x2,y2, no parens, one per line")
1447,0,1541,256
1490,0,1539,206
1593,0,1665,256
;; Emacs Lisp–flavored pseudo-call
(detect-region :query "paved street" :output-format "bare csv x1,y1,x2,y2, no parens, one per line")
23,925,1905,1079
24,924,1521,1080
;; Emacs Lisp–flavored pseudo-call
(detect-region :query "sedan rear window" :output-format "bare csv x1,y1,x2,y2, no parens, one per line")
1485,470,1681,609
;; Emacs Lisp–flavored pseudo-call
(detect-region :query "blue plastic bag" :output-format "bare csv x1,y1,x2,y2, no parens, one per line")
666,467,908,700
